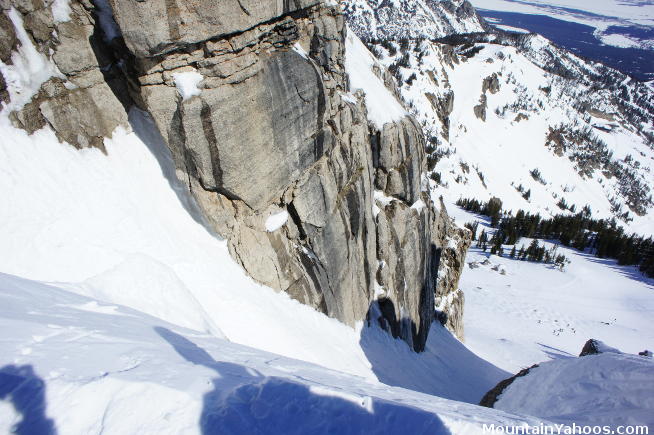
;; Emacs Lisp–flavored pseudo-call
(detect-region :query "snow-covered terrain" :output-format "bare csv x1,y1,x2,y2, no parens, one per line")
2,0,654,432
0,104,525,432
345,32,407,128
341,0,488,40
493,352,654,428
0,106,506,395
445,205,654,374
367,33,654,234
0,272,546,434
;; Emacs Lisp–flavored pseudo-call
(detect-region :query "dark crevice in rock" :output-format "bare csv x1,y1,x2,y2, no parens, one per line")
146,5,316,60
235,0,251,16
287,201,308,240
88,22,134,112
199,99,224,190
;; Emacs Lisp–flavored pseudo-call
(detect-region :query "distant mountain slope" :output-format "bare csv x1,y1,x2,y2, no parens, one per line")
342,0,489,40
341,0,654,234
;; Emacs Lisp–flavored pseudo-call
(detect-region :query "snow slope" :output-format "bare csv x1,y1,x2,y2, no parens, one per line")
445,204,654,374
0,272,547,434
493,352,654,428
369,35,654,234
0,109,377,379
345,30,407,128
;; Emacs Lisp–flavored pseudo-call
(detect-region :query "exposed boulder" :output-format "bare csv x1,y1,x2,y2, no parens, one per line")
579,339,621,357
479,364,539,408
426,90,454,140
482,73,500,94
473,94,487,121
372,117,424,204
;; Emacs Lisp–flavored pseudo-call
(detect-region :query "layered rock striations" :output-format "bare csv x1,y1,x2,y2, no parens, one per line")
1,0,470,349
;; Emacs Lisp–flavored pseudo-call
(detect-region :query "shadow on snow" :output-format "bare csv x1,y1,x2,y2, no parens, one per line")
359,300,509,405
155,326,451,435
0,364,57,435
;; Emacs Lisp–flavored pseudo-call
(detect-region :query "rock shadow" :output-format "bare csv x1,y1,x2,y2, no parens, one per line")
360,300,510,404
0,364,57,435
154,326,451,434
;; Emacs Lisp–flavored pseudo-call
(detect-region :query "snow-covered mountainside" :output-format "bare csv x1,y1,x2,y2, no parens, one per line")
341,1,654,430
489,350,654,428
342,0,489,40
348,21,654,234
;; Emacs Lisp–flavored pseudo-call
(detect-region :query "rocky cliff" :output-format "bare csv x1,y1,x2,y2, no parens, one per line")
0,0,470,350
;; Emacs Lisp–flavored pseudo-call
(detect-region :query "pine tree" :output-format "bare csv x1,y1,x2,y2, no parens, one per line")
510,245,516,258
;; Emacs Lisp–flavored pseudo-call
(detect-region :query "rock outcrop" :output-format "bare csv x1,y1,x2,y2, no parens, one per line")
1,0,129,150
1,0,471,350
479,364,539,408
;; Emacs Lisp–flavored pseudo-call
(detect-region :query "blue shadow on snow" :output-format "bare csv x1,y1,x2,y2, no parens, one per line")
0,365,57,435
155,326,451,435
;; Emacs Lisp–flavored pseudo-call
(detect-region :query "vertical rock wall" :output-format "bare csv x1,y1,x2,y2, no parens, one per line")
1,0,471,349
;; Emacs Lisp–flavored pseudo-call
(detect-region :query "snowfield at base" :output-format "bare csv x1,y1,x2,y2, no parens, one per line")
0,273,547,434
494,353,654,428
447,204,654,374
345,30,407,128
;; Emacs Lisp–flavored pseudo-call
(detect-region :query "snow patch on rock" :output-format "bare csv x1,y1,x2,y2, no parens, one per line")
265,210,289,232
172,70,204,101
0,8,64,111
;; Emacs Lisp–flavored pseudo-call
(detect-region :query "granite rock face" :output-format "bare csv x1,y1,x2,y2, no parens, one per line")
1,0,471,349
1,0,129,150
